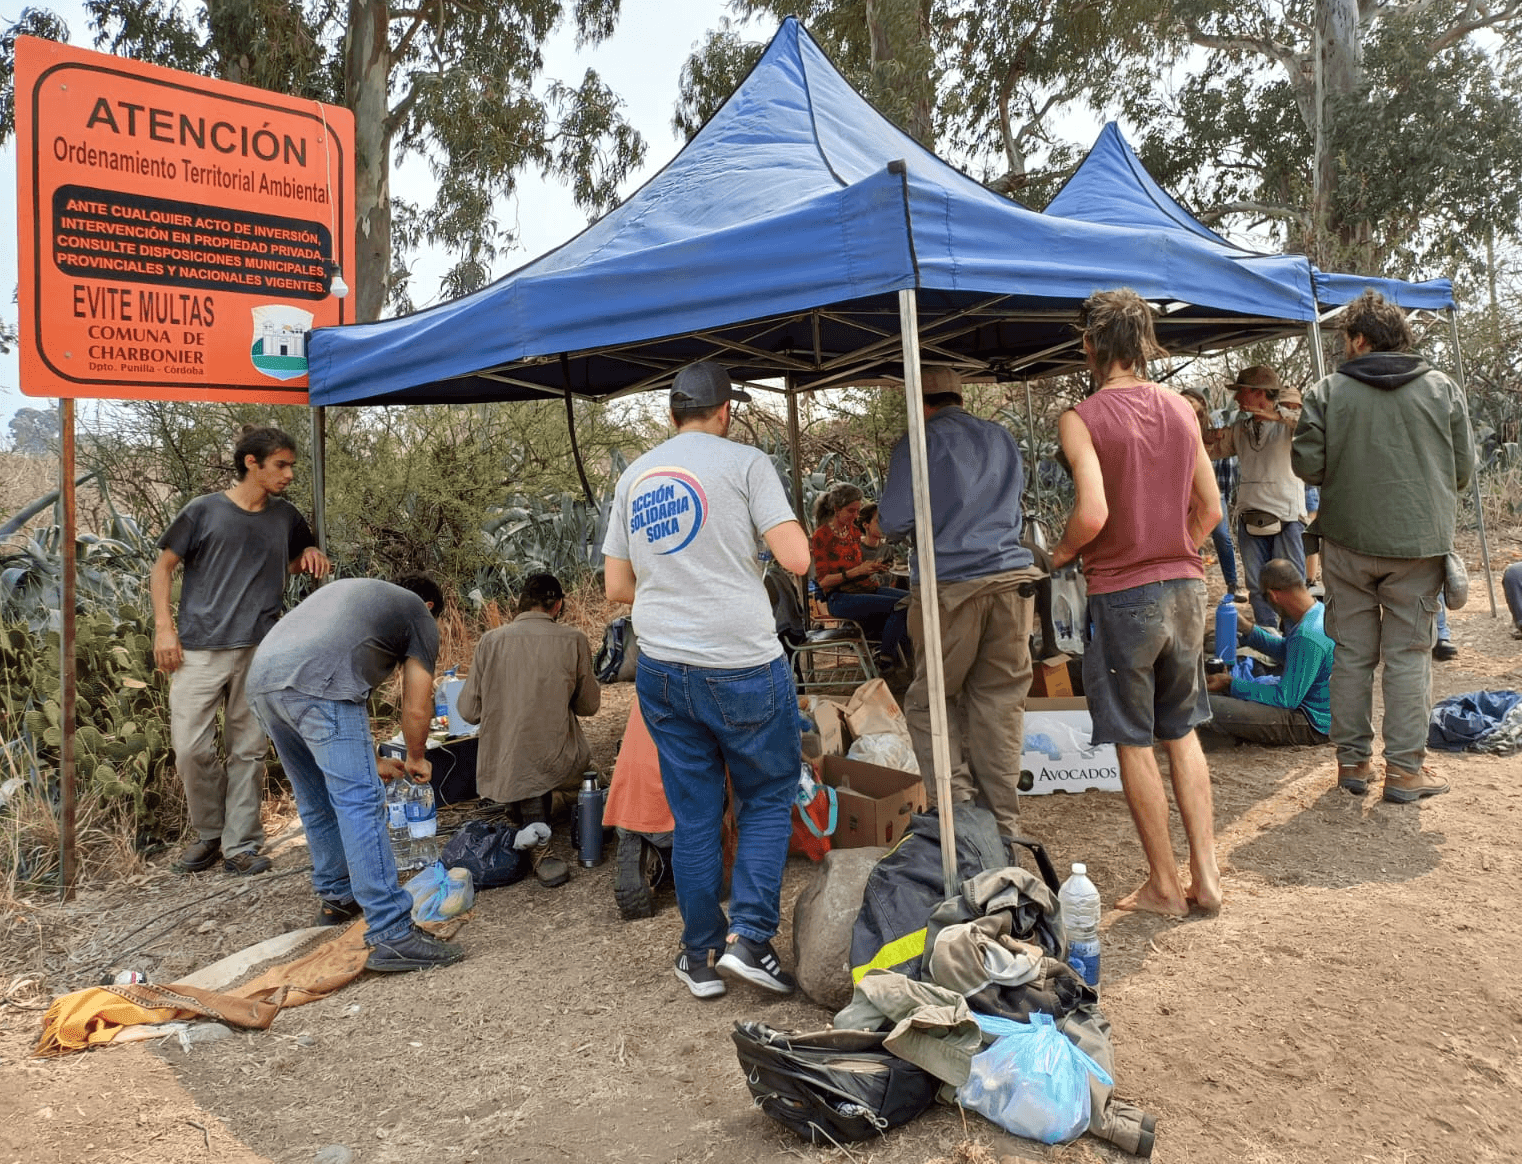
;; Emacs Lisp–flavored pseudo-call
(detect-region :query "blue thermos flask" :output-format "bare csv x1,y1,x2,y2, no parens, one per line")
1214,598,1238,668
577,775,606,867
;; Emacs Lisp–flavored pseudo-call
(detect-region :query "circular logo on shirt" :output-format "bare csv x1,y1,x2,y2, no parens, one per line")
628,467,707,555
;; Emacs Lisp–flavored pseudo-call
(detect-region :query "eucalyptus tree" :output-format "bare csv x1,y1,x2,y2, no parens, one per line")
1,0,647,321
1130,0,1522,278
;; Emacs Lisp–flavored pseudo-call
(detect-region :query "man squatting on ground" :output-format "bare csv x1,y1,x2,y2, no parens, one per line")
1202,366,1306,631
1292,289,1474,804
456,571,601,888
878,367,1041,844
246,575,465,973
602,361,812,1000
1051,289,1223,917
151,425,331,877
1204,559,1334,748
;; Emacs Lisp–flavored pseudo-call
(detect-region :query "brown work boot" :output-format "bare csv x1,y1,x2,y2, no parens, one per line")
530,840,570,888
1382,765,1450,804
1337,759,1375,797
172,837,221,874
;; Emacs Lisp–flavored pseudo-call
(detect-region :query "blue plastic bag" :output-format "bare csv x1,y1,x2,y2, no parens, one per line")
957,1012,1113,1144
1428,689,1522,751
406,861,475,922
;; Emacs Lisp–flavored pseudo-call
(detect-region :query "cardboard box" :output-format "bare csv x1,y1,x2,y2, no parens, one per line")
1030,654,1074,698
820,755,927,848
1020,697,1122,795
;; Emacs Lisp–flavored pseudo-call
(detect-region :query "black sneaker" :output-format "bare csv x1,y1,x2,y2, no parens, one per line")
717,936,796,995
365,926,465,973
1432,639,1458,662
172,838,221,874
674,950,726,999
315,897,364,927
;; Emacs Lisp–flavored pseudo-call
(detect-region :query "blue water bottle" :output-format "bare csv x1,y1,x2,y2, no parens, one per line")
1214,599,1238,667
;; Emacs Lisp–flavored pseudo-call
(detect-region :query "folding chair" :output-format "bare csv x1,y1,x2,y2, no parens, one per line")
765,570,878,693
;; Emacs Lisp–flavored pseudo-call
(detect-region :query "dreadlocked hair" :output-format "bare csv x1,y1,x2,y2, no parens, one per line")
1077,288,1168,381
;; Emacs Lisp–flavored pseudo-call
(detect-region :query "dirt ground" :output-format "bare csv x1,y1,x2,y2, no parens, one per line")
2,551,1520,1164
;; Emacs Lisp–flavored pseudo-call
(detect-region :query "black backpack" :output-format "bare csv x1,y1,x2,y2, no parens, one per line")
731,1022,939,1144
593,617,640,683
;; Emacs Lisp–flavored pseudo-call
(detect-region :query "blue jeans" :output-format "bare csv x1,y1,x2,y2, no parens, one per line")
248,689,413,945
1208,516,1238,588
826,587,910,663
635,654,800,955
1237,519,1306,630
1436,596,1450,642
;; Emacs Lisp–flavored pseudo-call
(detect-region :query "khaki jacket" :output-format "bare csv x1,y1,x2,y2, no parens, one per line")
456,612,601,803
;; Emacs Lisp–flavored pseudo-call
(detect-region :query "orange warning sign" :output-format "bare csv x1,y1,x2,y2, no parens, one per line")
14,36,355,402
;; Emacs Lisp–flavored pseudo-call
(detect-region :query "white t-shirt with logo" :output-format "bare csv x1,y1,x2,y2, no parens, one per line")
603,431,796,669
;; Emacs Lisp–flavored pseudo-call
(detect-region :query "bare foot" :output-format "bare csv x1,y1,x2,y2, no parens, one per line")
1185,887,1223,915
1187,860,1223,914
1115,881,1189,918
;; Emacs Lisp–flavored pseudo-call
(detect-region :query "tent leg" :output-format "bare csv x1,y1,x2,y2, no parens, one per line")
1446,308,1497,616
309,406,328,557
1024,380,1039,515
898,289,959,899
785,376,805,522
60,398,77,901
786,376,810,631
1308,318,1327,381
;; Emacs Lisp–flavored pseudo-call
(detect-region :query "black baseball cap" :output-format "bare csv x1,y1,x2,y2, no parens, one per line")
670,361,752,408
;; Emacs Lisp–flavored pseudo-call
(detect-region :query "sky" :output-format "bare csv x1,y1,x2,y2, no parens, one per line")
0,0,745,419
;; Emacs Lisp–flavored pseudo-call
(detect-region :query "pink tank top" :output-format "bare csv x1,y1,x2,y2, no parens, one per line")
1071,385,1205,595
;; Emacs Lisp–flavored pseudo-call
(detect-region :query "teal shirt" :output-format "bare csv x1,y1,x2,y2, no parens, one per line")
1231,602,1335,734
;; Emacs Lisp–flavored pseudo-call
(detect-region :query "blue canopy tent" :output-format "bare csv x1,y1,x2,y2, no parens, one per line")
306,20,1323,408
1046,121,1494,612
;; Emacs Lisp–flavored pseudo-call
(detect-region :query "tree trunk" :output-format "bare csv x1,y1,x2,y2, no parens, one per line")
345,0,391,323
864,0,935,148
1312,0,1361,261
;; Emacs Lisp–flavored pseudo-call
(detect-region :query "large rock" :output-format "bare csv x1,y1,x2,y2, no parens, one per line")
791,846,887,1011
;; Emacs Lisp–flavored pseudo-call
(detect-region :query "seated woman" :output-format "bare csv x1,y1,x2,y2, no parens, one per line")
809,485,910,669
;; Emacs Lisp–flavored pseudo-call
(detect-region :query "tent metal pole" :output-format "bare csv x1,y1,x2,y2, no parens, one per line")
1307,317,1327,381
1446,308,1497,616
59,398,78,901
1024,380,1040,514
309,406,328,557
898,289,958,899
785,375,805,522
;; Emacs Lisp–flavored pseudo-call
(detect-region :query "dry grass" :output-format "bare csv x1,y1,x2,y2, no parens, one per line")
0,451,114,535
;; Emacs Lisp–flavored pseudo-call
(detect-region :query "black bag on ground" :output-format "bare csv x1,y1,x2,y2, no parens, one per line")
731,1022,938,1144
594,617,640,683
439,820,529,889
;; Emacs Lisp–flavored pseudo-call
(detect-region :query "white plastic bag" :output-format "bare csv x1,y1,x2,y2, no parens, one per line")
846,731,919,774
957,1012,1112,1144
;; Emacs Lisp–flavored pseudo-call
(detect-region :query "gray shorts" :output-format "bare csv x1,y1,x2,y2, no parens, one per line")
1082,578,1210,747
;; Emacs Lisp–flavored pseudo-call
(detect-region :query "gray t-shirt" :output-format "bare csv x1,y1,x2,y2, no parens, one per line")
158,493,316,650
602,431,796,668
247,579,439,703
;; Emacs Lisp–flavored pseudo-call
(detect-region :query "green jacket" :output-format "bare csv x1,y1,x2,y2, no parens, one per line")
1292,353,1474,559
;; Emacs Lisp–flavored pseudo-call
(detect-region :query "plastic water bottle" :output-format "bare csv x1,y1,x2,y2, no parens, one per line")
577,774,606,867
1058,862,1102,988
405,780,439,869
1214,598,1238,666
385,778,411,869
433,672,451,732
